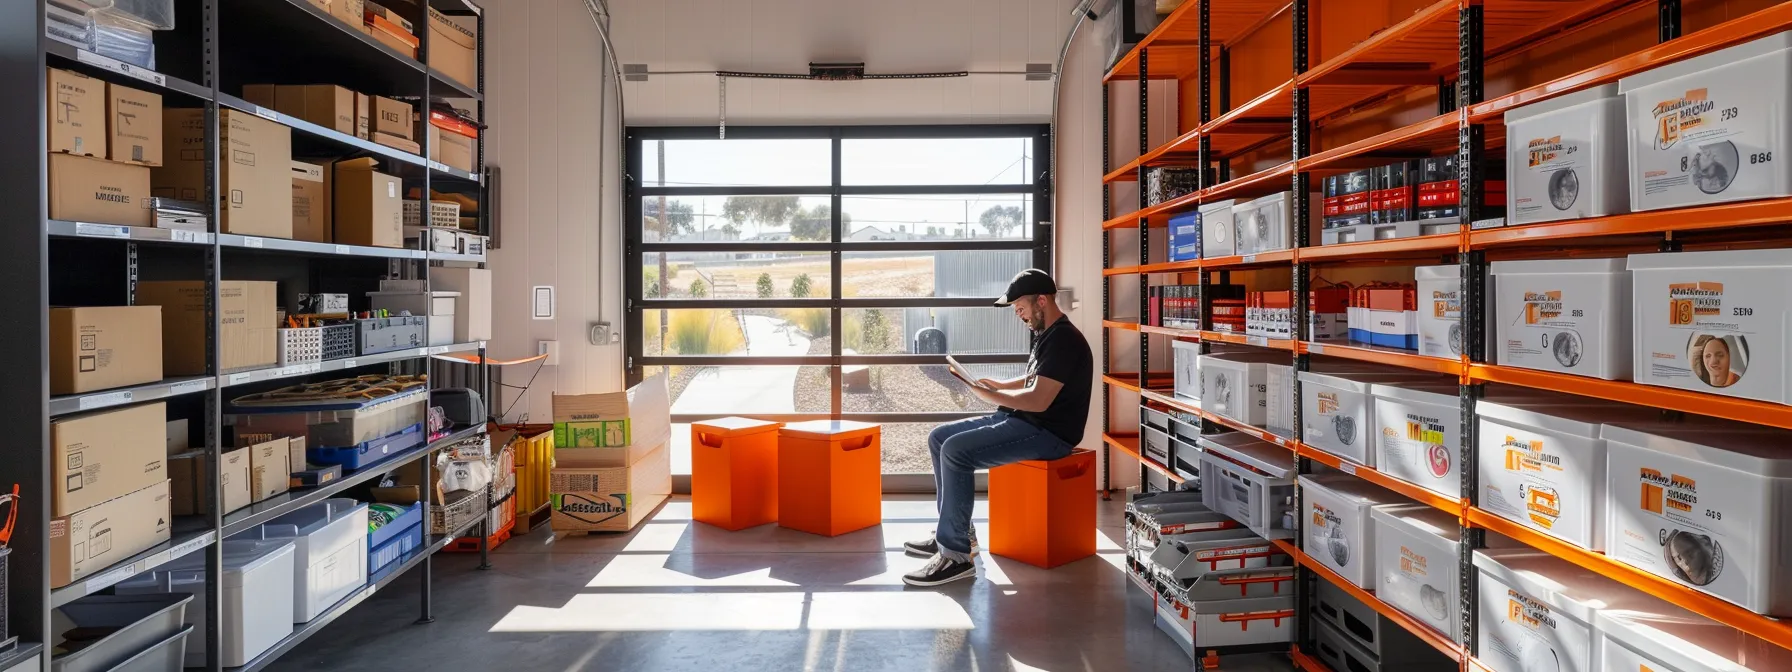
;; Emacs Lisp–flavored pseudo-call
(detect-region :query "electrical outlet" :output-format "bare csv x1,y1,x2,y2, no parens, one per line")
590,321,612,345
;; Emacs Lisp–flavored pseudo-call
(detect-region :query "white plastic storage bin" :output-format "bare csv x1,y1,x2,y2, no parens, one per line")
1474,548,1658,672
1620,32,1792,212
1372,504,1462,636
1264,362,1295,438
1299,370,1438,466
1371,382,1463,498
1489,258,1632,380
1627,249,1792,404
115,538,296,667
1200,352,1284,427
1172,339,1201,402
1232,192,1314,255
256,497,369,622
1505,84,1629,224
1200,200,1237,258
1155,566,1296,657
1142,424,1173,467
1414,265,1463,359
1597,591,1792,672
1475,400,1660,552
369,290,460,346
1601,421,1792,616
1197,433,1296,540
1312,579,1438,664
1300,475,1405,588
1148,528,1278,585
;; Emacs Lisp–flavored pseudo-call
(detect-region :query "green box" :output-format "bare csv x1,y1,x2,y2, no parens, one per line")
554,419,631,448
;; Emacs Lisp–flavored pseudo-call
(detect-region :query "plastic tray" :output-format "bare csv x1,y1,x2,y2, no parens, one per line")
368,502,424,574
306,423,425,470
52,593,192,672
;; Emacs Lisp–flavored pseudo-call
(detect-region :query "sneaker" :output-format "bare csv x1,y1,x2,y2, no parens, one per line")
903,533,980,559
902,553,977,587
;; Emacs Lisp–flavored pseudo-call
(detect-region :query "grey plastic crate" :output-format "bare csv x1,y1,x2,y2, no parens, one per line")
357,316,428,355
52,593,192,672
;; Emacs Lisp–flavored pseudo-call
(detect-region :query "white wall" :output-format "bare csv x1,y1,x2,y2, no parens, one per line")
485,0,626,422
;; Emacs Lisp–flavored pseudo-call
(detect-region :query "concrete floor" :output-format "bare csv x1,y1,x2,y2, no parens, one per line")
267,494,1195,672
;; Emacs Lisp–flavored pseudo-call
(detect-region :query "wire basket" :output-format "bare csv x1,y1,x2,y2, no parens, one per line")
320,323,357,360
431,485,487,536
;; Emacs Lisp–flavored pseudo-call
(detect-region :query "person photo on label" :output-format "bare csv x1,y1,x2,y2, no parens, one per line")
1688,334,1747,388
1664,530,1722,586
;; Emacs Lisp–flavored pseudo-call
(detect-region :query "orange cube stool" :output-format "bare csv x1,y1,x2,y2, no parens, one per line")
777,420,881,537
989,449,1097,568
691,417,783,531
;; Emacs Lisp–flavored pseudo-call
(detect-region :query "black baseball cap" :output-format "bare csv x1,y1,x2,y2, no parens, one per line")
994,268,1058,306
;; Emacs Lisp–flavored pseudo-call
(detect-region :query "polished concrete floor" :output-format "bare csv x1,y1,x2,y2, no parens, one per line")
268,494,1193,672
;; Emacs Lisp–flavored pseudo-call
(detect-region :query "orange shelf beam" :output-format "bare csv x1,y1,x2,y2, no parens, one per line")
1106,372,1173,394
1276,539,1466,659
1103,320,1141,331
1138,259,1202,274
1296,0,1459,120
1297,231,1461,263
1106,128,1204,184
1466,508,1792,651
1470,197,1792,247
1469,364,1792,430
1103,265,1143,277
1299,112,1460,174
1103,432,1186,484
1201,249,1295,270
1143,388,1299,450
1295,444,1464,517
1104,0,1289,82
1102,210,1143,230
1138,189,1205,221
1204,161,1298,203
1302,341,1464,376
1291,647,1331,672
1203,330,1295,351
1469,2,1792,122
1139,324,1202,339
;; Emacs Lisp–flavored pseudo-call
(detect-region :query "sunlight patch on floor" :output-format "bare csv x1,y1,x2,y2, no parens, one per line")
586,553,799,588
491,593,806,632
806,591,975,630
621,522,689,552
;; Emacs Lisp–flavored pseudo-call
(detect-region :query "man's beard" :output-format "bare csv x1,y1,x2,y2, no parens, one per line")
1028,313,1045,332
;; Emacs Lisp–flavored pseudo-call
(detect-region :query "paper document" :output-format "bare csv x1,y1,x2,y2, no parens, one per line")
946,356,990,390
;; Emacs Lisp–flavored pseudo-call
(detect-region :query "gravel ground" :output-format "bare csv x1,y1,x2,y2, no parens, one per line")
792,337,998,473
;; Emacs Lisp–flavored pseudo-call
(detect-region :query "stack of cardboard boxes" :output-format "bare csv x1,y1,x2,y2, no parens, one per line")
50,403,172,587
549,374,673,533
47,68,162,227
299,0,478,91
239,84,407,248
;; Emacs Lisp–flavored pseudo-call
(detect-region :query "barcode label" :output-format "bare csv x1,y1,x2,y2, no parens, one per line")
429,161,451,172
79,390,133,410
417,348,431,357
335,245,351,255
1246,336,1268,347
169,229,201,243
1339,462,1357,476
75,49,166,86
341,359,357,369
279,363,321,377
75,222,130,238
254,106,279,121
171,533,212,558
228,373,252,384
428,346,449,355
84,564,138,593
168,380,208,395
1308,343,1325,355
242,236,264,248
1242,254,1257,264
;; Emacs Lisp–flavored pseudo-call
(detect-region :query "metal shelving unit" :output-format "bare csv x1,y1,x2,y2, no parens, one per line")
9,0,497,669
1098,1,1792,670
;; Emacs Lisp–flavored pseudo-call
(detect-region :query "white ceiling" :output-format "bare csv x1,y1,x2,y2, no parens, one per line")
609,0,1081,125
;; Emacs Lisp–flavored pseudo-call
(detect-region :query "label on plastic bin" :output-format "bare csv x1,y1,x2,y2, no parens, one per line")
75,222,130,238
78,390,132,410
75,49,166,87
341,359,357,369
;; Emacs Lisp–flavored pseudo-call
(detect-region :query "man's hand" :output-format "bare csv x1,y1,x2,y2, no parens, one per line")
971,376,1065,413
975,378,1006,390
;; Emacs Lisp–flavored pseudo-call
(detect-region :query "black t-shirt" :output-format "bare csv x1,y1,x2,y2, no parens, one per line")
1006,316,1094,445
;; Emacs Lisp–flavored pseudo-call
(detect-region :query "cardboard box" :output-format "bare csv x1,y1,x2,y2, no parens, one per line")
280,85,357,136
331,0,367,33
137,281,278,374
550,442,672,534
107,83,162,166
368,14,419,57
371,96,413,139
355,92,372,139
169,447,250,516
49,153,152,227
288,436,308,473
333,158,403,248
50,306,163,395
49,68,106,157
248,437,292,501
51,480,171,588
52,403,168,517
429,266,491,341
242,84,277,109
165,419,189,453
550,374,670,467
427,7,479,90
291,161,330,243
373,131,420,155
428,124,475,173
155,109,293,237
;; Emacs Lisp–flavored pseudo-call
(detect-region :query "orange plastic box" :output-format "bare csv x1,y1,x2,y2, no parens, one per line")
691,417,782,531
989,449,1097,568
777,420,881,537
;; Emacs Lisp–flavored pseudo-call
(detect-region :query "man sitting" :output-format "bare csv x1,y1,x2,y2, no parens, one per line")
902,269,1093,586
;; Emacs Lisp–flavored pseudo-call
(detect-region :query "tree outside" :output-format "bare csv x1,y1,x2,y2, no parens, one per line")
978,204,1025,238
790,273,812,298
756,273,774,298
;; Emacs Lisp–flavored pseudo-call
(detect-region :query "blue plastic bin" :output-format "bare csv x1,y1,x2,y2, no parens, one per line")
1168,212,1201,262
306,423,426,470
368,502,424,574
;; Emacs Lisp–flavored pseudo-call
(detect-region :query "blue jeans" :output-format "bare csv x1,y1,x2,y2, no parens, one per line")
928,412,1072,562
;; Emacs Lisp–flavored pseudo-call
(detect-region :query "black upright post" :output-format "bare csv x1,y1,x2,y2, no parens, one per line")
1101,82,1112,495
1137,48,1151,487
1659,0,1682,42
201,0,225,666
1289,0,1312,651
1456,2,1488,656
